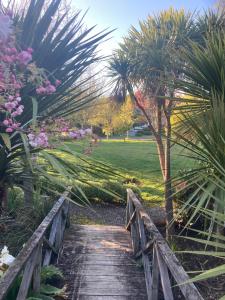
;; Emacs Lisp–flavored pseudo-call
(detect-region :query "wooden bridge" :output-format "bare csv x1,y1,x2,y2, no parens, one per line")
0,189,203,300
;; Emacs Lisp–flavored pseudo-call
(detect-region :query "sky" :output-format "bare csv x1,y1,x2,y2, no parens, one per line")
72,0,216,56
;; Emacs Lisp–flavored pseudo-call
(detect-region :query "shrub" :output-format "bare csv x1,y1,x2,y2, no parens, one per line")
7,187,24,215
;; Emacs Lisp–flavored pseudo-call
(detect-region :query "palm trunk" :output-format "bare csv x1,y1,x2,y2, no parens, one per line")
127,81,174,238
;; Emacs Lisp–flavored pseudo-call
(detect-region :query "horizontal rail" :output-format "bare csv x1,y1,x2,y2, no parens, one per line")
126,188,203,300
0,190,70,300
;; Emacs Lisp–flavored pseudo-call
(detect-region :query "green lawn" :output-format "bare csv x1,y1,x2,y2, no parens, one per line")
66,139,193,205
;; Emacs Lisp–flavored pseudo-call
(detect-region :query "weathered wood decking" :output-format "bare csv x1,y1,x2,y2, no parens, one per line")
57,224,148,299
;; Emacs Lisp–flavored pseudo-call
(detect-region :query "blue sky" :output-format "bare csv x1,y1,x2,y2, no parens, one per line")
72,0,216,57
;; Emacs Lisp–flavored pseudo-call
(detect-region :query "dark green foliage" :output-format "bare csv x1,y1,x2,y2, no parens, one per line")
41,265,63,285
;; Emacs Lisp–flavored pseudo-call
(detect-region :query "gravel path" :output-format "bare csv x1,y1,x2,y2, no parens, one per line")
71,202,166,226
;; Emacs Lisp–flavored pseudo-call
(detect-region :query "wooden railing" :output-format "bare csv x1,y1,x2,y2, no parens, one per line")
0,191,70,300
126,188,204,300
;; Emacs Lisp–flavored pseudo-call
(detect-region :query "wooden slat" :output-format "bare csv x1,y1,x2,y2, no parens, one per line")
151,244,159,300
137,215,152,300
16,247,39,300
57,225,148,299
156,245,174,300
32,242,42,293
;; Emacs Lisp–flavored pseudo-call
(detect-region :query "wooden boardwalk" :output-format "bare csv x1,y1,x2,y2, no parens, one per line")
57,224,148,300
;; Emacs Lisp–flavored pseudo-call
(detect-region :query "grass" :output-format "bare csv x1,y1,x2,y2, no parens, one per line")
66,138,194,206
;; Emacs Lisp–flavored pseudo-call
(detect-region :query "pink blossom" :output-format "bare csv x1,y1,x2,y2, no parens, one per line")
55,79,61,87
84,128,92,135
8,95,14,101
28,132,49,148
69,131,79,139
5,101,16,112
18,50,32,65
27,48,33,54
46,84,56,94
6,127,13,133
3,119,10,126
36,86,47,95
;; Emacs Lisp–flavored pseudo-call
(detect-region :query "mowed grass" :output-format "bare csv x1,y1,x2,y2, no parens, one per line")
67,139,194,206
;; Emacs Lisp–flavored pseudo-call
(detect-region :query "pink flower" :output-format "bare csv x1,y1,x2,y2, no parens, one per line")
84,128,92,135
0,14,12,41
46,84,56,94
8,95,14,101
5,101,17,112
28,132,49,148
6,127,13,133
3,119,10,126
27,48,33,54
55,79,61,87
69,131,78,139
18,50,32,65
36,86,46,95
12,122,20,129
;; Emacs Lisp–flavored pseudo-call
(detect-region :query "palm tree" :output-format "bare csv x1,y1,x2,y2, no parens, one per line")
108,8,197,237
171,28,225,234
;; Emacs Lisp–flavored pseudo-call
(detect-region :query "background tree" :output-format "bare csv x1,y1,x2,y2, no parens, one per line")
112,96,134,139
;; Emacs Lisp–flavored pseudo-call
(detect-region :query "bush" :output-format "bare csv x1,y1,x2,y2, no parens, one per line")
7,187,24,215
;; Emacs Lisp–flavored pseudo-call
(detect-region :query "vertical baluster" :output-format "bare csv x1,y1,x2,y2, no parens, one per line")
138,215,152,300
151,243,159,299
33,242,42,293
156,244,174,300
16,247,39,300
129,201,139,255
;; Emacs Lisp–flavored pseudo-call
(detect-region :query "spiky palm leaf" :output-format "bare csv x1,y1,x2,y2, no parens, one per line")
9,0,112,122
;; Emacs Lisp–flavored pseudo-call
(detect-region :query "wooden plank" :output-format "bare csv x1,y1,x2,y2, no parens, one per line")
151,244,159,300
78,296,148,300
127,188,204,300
16,247,39,300
156,245,174,300
0,191,69,300
138,214,152,300
57,224,148,299
32,242,42,293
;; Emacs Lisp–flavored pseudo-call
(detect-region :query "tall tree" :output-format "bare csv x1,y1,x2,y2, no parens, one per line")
108,8,197,236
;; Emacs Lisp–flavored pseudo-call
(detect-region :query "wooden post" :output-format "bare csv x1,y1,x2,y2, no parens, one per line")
129,200,140,255
43,211,60,266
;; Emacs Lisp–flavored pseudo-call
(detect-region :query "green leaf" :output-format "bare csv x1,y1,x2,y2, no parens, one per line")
40,284,62,296
0,133,11,150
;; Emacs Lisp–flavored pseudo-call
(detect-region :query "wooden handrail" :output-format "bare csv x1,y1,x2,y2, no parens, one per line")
0,190,70,300
126,188,204,300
